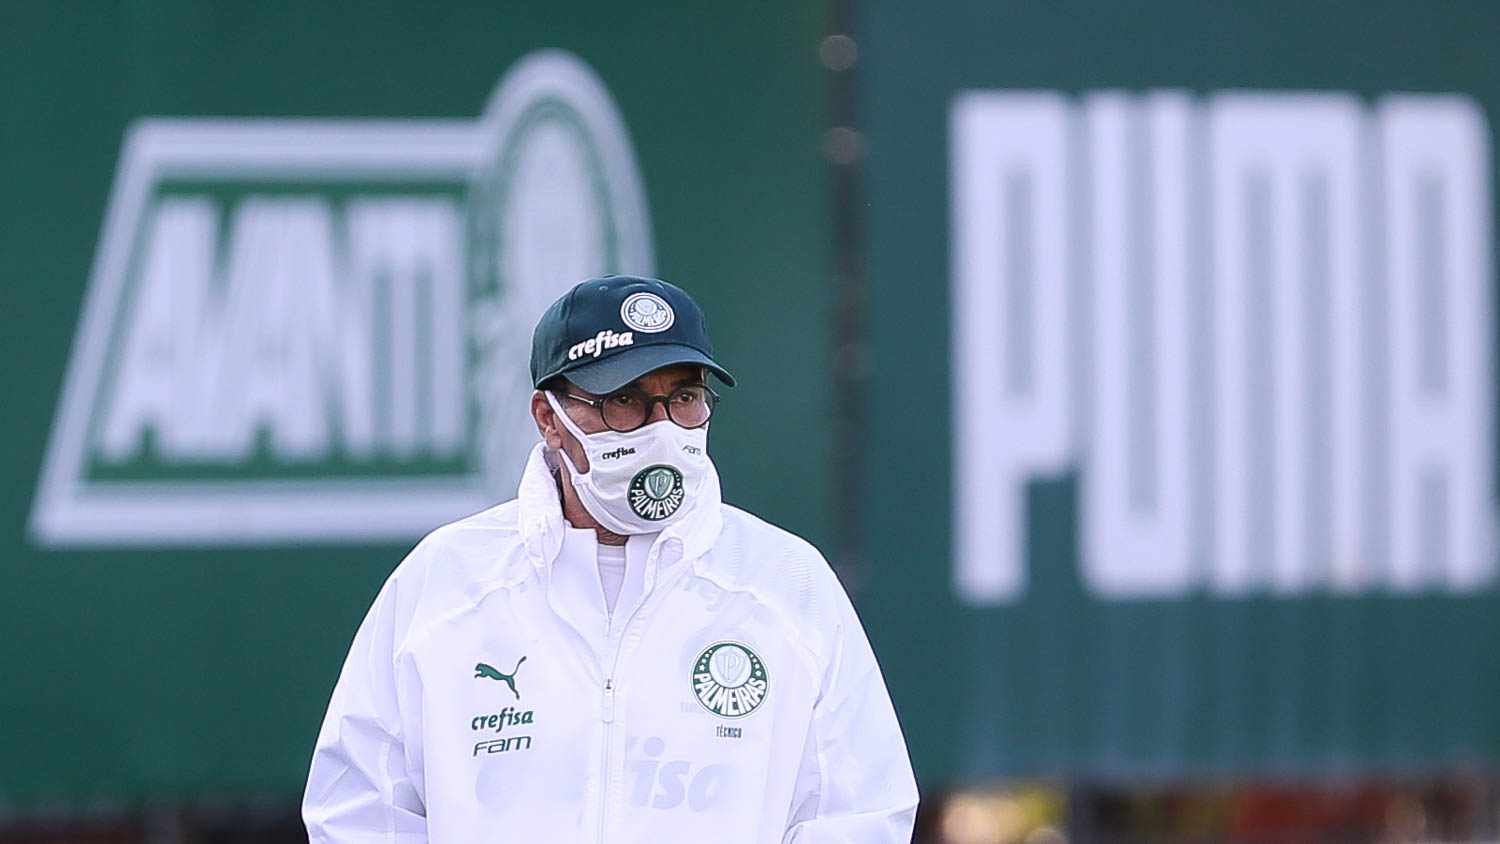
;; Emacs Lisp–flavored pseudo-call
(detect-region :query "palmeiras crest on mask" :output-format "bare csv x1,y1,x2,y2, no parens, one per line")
628,464,685,520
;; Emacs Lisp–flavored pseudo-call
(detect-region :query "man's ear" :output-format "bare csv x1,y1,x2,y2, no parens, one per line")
532,391,565,451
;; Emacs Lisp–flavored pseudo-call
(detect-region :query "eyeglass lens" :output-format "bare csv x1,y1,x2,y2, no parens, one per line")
600,386,714,431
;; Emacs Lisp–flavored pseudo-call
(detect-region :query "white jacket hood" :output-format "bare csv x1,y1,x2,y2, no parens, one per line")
304,442,918,843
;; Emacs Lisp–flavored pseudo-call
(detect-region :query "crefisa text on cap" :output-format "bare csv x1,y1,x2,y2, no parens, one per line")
567,329,635,362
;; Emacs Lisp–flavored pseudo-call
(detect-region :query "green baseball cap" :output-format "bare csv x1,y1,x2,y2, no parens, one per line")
530,275,736,394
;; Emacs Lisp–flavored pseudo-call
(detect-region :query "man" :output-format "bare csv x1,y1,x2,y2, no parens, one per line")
303,275,918,842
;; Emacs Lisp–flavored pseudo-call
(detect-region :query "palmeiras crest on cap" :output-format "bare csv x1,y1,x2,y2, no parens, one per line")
620,292,675,333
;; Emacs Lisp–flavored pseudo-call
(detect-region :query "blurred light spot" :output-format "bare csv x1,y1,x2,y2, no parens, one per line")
939,785,1067,844
1025,825,1067,844
824,127,865,165
819,34,858,71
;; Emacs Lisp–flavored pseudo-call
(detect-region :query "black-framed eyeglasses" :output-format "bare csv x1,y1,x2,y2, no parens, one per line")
561,384,720,432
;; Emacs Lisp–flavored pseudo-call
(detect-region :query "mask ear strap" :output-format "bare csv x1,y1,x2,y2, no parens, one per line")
542,391,591,480
543,390,589,441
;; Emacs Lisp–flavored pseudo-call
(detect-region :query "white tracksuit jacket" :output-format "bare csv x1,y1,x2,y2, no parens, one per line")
303,443,919,842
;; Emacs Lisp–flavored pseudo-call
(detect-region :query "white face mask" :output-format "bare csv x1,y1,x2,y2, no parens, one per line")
544,391,716,534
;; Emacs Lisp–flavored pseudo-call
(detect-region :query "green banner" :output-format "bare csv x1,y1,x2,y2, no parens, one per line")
858,0,1500,784
0,2,828,801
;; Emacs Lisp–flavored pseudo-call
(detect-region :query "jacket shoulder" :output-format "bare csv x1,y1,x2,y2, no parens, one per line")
704,505,856,659
714,504,830,574
379,499,532,655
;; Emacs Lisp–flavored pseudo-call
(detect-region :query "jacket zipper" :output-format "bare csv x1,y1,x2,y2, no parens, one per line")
598,676,615,844
597,609,625,844
597,609,614,844
596,576,653,844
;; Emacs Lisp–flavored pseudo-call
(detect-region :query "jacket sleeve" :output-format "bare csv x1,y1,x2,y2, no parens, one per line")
783,584,920,843
303,572,428,843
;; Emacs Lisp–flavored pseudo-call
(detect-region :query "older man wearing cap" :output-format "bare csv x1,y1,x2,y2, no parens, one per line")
303,276,918,843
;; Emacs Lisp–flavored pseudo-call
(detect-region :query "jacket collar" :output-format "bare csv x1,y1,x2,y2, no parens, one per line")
516,442,723,576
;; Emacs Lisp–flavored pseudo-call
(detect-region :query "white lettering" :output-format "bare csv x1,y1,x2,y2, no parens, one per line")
1383,96,1495,591
203,197,340,461
950,91,1075,604
951,90,1496,602
1208,93,1364,595
346,198,466,459
567,330,634,363
100,198,218,461
1081,92,1195,597
97,195,465,465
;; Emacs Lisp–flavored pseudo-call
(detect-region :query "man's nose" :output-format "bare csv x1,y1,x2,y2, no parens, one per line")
644,397,672,425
